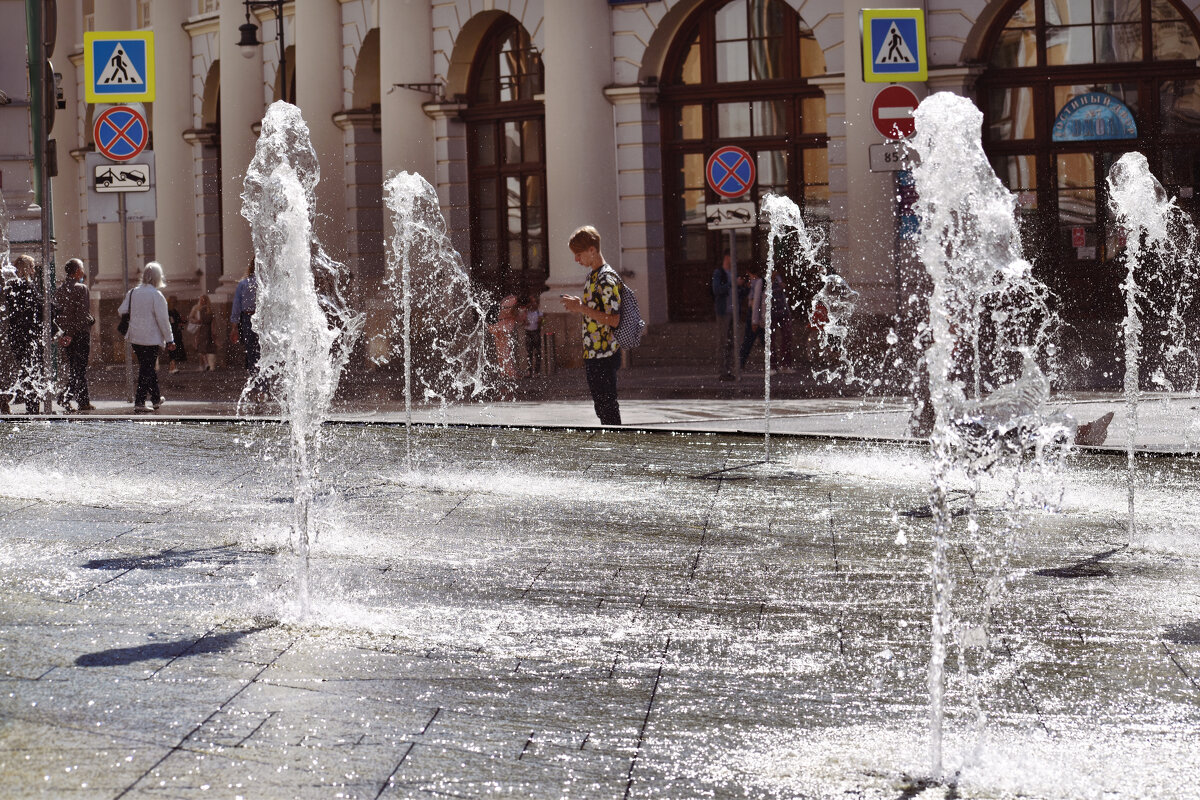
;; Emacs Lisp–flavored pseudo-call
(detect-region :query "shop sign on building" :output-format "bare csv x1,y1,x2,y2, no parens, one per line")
861,9,927,82
1051,92,1137,141
84,31,155,103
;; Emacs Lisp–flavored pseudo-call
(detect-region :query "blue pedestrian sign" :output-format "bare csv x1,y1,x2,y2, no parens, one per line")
861,9,927,83
706,146,756,199
84,31,155,103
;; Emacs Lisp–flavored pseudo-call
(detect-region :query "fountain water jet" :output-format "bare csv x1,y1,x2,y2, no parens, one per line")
909,92,1065,781
1105,152,1198,538
241,101,363,617
760,193,826,460
378,172,495,469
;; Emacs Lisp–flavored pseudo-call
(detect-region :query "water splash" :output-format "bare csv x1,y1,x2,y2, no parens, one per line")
760,193,826,460
379,172,495,468
1105,152,1197,539
909,92,1064,781
241,101,363,617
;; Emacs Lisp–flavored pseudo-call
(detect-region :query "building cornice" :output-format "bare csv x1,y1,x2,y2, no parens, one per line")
332,109,380,131
603,84,657,105
422,102,467,121
182,127,219,147
183,14,220,36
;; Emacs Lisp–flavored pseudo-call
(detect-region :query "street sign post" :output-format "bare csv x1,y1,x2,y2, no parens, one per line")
94,162,150,193
84,31,155,103
706,146,756,199
705,202,757,230
85,152,156,223
861,9,927,83
93,105,150,161
871,85,920,139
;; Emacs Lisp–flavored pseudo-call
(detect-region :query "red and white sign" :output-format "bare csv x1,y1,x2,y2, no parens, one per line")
93,104,150,161
871,85,919,140
1072,226,1087,247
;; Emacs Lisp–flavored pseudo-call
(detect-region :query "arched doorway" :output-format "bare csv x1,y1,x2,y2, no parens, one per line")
977,0,1200,383
659,0,828,320
462,16,547,301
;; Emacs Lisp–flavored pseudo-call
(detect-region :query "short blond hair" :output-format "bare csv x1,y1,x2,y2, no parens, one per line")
568,225,601,254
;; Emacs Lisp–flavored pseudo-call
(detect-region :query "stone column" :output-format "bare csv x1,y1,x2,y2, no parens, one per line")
378,0,434,179
542,3,619,300
91,0,132,300
295,0,346,259
150,0,197,297
217,0,262,301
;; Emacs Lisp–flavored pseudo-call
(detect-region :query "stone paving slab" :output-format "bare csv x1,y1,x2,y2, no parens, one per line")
0,422,1199,798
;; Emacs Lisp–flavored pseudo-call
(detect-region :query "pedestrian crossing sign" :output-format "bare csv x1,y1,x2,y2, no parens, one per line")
84,31,155,103
861,9,927,83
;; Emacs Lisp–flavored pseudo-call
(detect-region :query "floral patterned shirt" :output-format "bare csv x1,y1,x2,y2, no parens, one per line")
582,264,622,359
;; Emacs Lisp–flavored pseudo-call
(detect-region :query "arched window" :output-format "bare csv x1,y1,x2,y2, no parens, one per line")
660,0,828,321
978,0,1200,376
463,17,547,300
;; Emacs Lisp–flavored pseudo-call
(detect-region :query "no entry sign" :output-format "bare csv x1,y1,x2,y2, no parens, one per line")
706,146,756,199
871,85,919,140
93,104,150,161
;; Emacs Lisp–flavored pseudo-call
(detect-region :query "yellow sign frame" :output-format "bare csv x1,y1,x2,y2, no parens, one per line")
861,9,927,83
84,31,156,104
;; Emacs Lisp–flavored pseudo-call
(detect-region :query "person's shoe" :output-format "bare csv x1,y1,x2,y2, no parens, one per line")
719,373,735,382
78,402,96,412
153,396,165,410
133,405,152,414
0,399,9,414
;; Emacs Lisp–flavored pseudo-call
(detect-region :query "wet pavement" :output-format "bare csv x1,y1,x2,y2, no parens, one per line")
0,417,1199,798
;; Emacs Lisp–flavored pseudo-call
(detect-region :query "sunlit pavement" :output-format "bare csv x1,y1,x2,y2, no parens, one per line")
1,410,1200,798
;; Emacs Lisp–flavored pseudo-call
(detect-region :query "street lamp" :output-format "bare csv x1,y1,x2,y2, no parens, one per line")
237,1,289,104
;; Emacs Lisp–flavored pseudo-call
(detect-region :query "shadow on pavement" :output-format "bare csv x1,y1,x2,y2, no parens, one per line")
74,624,275,667
81,545,242,571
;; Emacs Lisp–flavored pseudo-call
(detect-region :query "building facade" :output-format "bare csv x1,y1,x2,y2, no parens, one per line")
45,0,1200,382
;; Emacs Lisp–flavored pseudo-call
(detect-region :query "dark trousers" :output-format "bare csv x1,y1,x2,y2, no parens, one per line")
584,355,621,425
132,344,161,407
63,334,90,406
239,313,260,372
739,321,763,368
525,329,542,375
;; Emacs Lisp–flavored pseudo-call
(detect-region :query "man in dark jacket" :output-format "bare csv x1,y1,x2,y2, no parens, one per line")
3,255,43,413
53,258,95,412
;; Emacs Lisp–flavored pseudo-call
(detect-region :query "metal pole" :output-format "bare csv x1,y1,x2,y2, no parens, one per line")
40,175,54,413
120,192,133,402
729,229,740,380
277,4,287,104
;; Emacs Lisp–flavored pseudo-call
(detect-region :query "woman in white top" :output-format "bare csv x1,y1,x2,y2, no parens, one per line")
118,262,175,412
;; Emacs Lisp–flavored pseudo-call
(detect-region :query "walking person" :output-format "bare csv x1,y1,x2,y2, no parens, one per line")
188,294,217,371
230,262,259,374
3,254,45,413
738,267,765,371
488,294,521,379
522,295,543,376
560,225,622,425
52,258,95,412
118,262,175,413
770,271,795,373
165,298,188,374
712,252,735,381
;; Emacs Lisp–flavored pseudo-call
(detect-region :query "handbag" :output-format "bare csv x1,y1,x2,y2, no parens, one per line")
185,322,201,336
117,289,132,336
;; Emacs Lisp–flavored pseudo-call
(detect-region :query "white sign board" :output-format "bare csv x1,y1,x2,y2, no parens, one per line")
868,141,919,173
86,151,157,223
94,162,151,192
705,202,757,230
